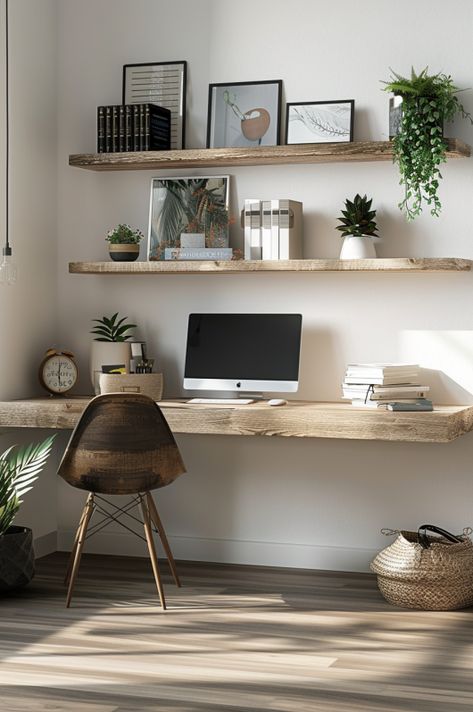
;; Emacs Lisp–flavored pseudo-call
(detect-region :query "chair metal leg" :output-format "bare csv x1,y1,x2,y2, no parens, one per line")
64,502,88,586
146,492,181,588
139,494,166,610
65,493,95,608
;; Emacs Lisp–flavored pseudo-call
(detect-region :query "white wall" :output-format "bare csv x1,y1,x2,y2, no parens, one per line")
0,0,59,551
55,0,473,570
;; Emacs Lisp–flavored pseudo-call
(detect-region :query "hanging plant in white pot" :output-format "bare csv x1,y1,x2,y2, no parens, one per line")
336,193,379,259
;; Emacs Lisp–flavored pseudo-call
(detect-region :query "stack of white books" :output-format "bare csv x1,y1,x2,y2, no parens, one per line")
242,199,302,260
342,363,432,410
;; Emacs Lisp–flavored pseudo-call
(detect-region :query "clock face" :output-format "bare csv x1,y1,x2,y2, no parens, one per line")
41,354,78,394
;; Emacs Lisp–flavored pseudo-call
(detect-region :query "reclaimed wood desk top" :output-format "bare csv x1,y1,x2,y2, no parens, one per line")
0,397,472,443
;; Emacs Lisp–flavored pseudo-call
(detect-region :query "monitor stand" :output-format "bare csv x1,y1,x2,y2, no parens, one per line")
187,391,264,405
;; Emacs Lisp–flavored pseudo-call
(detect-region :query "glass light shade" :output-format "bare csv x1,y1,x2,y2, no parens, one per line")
0,253,17,285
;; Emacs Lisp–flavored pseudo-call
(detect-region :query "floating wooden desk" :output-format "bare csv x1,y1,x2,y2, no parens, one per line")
0,397,472,443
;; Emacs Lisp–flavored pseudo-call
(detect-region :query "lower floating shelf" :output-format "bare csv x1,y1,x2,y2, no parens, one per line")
68,258,473,275
1,398,472,443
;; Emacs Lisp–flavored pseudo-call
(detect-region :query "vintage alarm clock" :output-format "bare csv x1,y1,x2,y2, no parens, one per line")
39,349,78,395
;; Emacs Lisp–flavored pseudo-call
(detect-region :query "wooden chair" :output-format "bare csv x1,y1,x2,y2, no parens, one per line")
57,393,186,609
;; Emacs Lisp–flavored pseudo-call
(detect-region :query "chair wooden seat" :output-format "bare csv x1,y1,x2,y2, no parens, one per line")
57,393,186,609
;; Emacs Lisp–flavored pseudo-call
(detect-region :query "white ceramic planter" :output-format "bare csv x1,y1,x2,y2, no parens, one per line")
339,235,377,260
90,342,132,394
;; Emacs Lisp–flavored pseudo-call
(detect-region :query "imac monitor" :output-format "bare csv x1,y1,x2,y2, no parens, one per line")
184,313,302,394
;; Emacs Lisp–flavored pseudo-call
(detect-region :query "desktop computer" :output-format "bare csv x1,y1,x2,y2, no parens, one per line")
183,313,302,403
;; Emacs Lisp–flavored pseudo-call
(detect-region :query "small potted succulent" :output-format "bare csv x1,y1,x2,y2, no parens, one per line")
336,194,379,260
90,312,137,393
106,224,143,262
0,435,55,591
382,67,473,219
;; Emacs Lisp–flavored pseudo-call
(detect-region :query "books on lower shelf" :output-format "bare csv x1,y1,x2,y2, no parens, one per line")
342,363,433,410
242,199,302,260
97,103,171,153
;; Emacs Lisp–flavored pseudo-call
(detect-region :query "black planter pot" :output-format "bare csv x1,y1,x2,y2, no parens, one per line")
108,244,140,262
0,526,35,592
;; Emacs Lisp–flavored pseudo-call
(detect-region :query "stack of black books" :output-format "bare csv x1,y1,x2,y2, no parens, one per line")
97,103,171,153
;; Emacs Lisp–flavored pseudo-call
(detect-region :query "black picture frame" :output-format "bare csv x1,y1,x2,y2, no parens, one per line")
285,100,354,145
122,60,187,150
207,79,282,148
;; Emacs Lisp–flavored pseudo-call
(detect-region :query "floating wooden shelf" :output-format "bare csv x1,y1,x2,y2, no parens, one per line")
0,398,472,443
68,258,473,275
69,139,471,171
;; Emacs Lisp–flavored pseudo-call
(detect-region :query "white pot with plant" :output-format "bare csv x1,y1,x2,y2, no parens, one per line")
106,224,143,262
90,312,136,393
0,436,55,591
336,193,379,260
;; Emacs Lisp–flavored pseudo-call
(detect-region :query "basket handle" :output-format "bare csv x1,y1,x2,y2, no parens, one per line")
418,524,462,549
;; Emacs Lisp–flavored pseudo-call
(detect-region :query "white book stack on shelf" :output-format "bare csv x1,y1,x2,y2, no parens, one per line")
342,363,433,411
243,199,303,260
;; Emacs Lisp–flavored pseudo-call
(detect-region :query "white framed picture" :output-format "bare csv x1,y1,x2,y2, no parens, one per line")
148,176,230,260
285,100,354,144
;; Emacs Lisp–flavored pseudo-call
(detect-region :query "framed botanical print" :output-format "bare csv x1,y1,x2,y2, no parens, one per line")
207,80,282,148
285,100,354,144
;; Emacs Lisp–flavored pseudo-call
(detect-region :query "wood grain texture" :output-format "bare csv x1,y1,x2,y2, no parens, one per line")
68,138,471,171
68,257,473,275
2,552,473,712
1,397,473,443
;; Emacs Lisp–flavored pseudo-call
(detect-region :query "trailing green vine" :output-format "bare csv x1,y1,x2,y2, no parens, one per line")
383,67,473,220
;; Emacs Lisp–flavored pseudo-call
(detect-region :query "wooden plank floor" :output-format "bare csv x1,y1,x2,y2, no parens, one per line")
1,553,473,712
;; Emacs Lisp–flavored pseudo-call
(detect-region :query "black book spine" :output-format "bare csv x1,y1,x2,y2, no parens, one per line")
143,104,150,151
104,106,112,153
118,105,125,152
97,106,105,153
132,105,140,151
124,104,132,152
138,104,145,151
149,104,171,150
111,105,119,152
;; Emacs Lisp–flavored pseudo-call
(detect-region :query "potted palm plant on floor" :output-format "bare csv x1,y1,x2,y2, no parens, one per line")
0,436,55,592
383,67,473,219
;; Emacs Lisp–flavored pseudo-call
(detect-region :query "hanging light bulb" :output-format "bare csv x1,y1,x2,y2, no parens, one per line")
1,0,16,286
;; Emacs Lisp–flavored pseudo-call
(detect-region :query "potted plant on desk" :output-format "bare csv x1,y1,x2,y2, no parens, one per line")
382,67,473,219
336,193,379,259
90,312,137,393
106,224,143,262
0,436,55,592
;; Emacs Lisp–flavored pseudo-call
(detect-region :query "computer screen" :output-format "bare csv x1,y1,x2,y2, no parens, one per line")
184,313,302,393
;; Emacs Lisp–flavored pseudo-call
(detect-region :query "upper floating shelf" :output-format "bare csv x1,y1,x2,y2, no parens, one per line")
69,139,471,171
68,258,473,275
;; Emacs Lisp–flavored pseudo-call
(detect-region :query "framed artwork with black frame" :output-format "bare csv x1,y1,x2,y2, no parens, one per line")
285,100,354,145
207,80,282,148
122,61,187,149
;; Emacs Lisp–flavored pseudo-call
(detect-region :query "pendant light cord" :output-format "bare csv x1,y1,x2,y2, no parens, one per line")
4,0,10,257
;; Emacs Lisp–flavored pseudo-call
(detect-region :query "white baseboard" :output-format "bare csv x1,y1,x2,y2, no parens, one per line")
57,528,377,573
34,530,57,559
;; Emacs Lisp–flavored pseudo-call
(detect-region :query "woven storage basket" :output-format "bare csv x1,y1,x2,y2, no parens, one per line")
99,373,163,401
371,528,473,610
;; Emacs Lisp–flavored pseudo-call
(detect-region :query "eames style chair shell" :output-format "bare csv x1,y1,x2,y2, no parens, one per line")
57,393,186,495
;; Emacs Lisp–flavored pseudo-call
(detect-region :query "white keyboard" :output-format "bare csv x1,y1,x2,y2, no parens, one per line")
187,398,255,405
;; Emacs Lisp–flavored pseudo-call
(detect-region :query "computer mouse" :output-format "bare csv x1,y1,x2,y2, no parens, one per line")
267,399,288,406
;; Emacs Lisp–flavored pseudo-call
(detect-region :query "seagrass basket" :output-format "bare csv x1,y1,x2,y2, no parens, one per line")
371,528,473,610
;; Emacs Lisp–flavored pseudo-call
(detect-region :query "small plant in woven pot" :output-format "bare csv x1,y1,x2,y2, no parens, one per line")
382,66,473,220
106,224,143,262
90,313,138,393
0,436,55,591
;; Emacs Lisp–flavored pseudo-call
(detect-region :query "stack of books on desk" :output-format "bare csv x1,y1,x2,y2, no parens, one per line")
342,363,433,410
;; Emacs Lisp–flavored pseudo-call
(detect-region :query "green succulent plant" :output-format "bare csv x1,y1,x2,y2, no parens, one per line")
91,312,137,342
106,224,143,244
382,67,473,220
336,194,378,238
0,436,55,536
